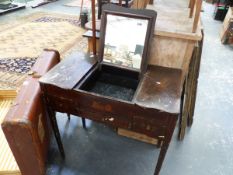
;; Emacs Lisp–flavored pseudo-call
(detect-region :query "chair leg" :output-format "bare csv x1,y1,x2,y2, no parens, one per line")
48,108,65,158
82,118,86,129
67,113,71,120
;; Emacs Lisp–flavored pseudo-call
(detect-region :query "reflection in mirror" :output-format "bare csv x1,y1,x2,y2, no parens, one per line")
103,14,149,69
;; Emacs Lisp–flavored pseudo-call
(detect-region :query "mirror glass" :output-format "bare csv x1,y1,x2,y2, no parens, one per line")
103,14,149,70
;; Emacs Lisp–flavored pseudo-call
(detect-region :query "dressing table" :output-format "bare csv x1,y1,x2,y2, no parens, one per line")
40,4,183,175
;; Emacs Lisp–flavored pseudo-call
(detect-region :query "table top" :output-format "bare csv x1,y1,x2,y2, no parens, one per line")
40,51,183,114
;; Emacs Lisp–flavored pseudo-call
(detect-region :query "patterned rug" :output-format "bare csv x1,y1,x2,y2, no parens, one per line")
0,12,88,175
0,12,88,91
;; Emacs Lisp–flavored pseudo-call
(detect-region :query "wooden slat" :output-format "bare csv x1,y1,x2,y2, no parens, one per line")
118,128,158,145
0,90,17,99
189,0,196,18
148,35,195,74
192,0,202,33
220,7,233,44
0,99,21,175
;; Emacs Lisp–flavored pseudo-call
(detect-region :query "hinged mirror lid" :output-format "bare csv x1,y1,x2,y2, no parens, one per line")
98,4,157,76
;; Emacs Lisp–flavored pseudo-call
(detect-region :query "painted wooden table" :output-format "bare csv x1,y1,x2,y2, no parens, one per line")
39,51,183,175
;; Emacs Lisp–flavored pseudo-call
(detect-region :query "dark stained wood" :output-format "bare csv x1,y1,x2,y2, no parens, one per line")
40,52,97,89
40,56,182,175
134,65,182,114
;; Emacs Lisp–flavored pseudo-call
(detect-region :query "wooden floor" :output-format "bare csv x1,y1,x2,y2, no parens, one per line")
0,99,20,175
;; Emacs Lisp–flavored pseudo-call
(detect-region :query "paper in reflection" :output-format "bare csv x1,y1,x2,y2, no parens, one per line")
103,14,149,69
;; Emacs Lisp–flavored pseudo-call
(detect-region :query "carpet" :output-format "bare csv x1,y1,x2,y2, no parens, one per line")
0,12,88,175
0,12,87,91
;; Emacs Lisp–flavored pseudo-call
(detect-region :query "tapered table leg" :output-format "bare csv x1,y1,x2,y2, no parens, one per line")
154,145,169,175
154,117,177,175
48,107,65,159
67,113,71,120
82,117,86,129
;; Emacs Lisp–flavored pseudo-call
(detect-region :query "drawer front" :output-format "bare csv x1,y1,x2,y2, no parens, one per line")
45,95,131,129
43,90,171,137
45,95,76,114
132,115,167,137
78,108,131,129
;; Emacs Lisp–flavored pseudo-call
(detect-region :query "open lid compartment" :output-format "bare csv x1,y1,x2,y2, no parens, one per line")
97,4,157,78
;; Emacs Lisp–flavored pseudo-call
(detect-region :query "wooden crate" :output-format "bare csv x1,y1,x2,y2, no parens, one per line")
220,7,233,44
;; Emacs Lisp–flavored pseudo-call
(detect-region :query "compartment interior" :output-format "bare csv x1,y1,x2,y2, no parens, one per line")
79,64,140,101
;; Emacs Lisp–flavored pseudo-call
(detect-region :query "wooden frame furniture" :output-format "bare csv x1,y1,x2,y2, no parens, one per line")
146,0,203,140
39,4,183,175
220,7,233,44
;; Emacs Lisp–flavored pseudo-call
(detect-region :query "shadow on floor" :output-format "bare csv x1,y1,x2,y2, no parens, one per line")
46,113,159,175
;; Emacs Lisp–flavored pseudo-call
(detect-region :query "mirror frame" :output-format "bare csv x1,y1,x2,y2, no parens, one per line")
98,4,157,75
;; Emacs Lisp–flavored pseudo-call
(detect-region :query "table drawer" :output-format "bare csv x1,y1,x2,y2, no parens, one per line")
132,116,167,137
78,108,131,129
45,95,131,129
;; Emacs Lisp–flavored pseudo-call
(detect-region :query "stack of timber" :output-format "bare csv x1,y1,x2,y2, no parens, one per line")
0,53,20,175
220,7,233,44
